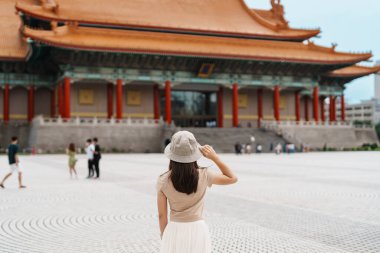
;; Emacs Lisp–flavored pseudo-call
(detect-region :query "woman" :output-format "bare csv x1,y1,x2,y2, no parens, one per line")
157,131,238,253
67,143,78,179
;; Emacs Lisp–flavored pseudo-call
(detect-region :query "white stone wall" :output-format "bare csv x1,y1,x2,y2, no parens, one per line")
35,87,52,117
9,86,27,120
71,82,109,118
29,122,165,153
70,82,155,119
122,84,154,119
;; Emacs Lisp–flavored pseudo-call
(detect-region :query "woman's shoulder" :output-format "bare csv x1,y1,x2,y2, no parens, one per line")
199,167,217,187
156,171,170,192
198,167,210,174
158,171,170,179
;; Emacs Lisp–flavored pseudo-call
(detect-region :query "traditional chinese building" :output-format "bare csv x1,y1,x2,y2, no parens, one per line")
1,0,379,130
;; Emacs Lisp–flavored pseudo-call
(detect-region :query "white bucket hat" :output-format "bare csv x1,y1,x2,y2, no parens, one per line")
164,131,203,163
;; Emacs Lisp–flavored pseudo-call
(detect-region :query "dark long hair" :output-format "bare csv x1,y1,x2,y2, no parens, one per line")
169,160,199,195
68,143,75,152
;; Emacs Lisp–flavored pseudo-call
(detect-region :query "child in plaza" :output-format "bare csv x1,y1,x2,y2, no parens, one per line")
67,143,78,179
157,131,238,253
0,136,26,189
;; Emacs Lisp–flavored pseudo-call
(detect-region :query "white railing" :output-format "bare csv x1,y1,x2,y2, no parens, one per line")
33,115,165,126
259,120,371,129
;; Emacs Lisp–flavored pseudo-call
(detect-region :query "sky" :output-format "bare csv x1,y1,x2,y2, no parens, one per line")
245,0,380,103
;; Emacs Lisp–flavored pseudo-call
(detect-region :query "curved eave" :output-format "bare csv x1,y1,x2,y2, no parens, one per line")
22,26,372,66
16,3,321,41
0,56,27,62
326,65,380,78
285,29,320,39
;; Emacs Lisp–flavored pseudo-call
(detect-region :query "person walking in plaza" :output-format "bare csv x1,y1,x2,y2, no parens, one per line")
67,143,78,179
256,144,263,154
0,136,26,189
85,139,95,178
245,143,252,154
275,143,282,155
157,131,238,253
234,142,242,155
93,138,101,179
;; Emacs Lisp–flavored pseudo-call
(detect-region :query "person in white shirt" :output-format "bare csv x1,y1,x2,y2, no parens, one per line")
275,143,282,155
85,139,95,178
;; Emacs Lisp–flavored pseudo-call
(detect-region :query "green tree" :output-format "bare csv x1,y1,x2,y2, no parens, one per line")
376,123,380,141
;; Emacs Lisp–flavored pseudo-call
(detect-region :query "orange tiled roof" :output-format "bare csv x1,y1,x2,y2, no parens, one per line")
0,0,29,61
23,25,372,65
327,65,380,78
16,0,318,41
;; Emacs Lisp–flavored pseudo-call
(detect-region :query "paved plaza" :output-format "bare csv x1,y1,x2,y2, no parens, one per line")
0,152,379,253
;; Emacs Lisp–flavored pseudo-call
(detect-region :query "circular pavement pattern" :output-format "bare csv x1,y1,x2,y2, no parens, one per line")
0,153,380,253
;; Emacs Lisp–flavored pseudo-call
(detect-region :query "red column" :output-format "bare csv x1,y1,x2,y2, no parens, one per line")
304,96,309,121
232,83,239,127
107,83,114,119
63,77,71,119
153,84,160,121
320,97,325,122
50,88,55,118
57,82,63,117
27,86,35,122
217,87,224,128
165,80,172,125
295,91,301,122
341,95,345,121
313,87,319,122
273,85,280,122
3,85,10,123
257,88,263,127
332,96,337,121
116,79,123,120
329,96,335,122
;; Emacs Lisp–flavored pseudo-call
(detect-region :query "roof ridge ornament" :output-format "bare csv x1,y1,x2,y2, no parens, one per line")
270,0,288,29
307,40,315,47
39,0,59,14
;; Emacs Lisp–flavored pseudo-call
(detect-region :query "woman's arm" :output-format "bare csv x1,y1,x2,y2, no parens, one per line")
15,154,20,165
157,191,168,238
200,145,238,185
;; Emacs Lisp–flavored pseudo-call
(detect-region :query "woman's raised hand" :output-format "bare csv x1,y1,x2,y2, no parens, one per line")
200,145,238,185
200,145,219,161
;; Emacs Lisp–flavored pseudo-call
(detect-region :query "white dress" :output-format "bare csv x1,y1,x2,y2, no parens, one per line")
160,220,211,253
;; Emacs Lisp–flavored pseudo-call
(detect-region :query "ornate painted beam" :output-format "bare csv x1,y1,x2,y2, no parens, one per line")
62,66,316,89
301,86,343,96
0,73,55,87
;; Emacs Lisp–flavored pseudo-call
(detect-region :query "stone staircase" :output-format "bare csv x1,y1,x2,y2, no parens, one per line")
179,128,287,153
260,120,379,150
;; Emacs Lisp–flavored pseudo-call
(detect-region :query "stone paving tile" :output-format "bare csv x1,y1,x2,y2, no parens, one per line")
0,152,379,253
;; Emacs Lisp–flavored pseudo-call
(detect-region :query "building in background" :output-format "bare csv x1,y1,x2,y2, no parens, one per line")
332,61,380,125
376,60,380,100
0,0,379,151
336,99,380,124
0,0,379,128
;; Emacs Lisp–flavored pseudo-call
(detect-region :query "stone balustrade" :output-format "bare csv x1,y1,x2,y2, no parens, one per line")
260,120,378,149
260,120,373,130
33,115,165,126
